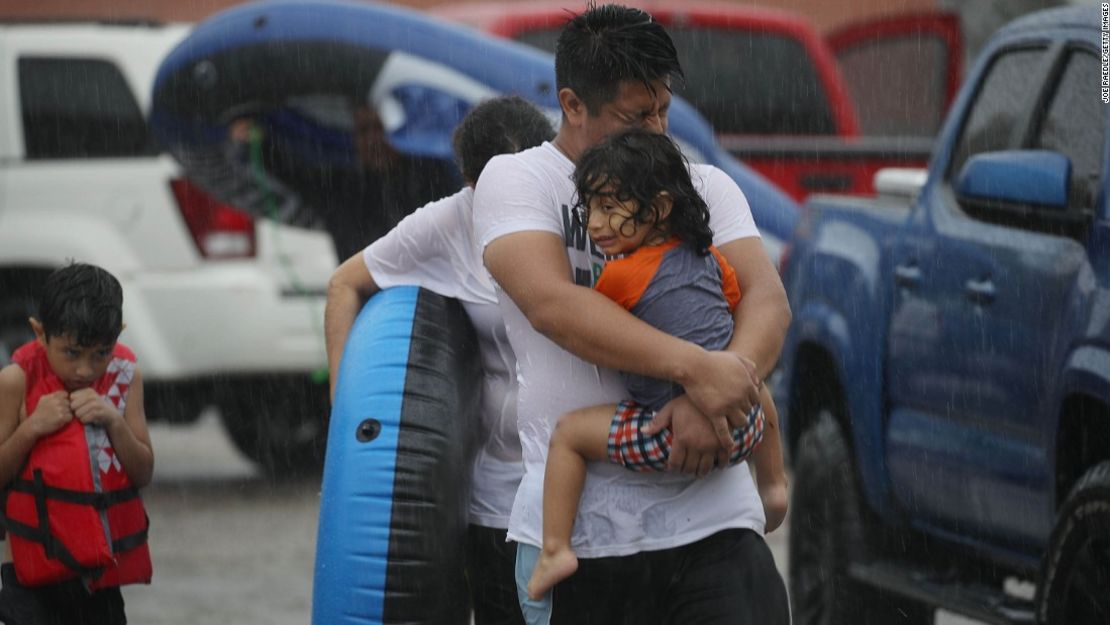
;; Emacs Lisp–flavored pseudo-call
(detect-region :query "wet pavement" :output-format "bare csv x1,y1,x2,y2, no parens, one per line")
123,412,316,625
118,411,982,624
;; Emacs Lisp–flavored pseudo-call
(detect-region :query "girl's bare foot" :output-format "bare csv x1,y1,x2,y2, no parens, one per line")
527,548,579,600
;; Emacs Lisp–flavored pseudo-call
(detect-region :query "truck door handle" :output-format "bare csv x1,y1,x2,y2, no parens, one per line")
894,264,921,287
964,278,996,305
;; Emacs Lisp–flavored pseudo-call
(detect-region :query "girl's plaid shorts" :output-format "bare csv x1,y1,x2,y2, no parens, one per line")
606,399,765,472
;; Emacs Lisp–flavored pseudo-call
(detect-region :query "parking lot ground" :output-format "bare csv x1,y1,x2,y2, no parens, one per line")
119,411,987,625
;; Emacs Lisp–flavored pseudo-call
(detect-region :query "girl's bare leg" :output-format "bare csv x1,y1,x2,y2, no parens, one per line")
528,404,615,600
751,386,788,533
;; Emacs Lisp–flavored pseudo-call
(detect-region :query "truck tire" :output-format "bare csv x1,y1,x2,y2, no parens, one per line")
0,298,36,366
1035,461,1110,625
218,377,328,479
790,412,932,625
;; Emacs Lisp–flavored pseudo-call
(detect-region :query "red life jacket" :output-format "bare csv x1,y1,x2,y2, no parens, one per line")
3,340,152,589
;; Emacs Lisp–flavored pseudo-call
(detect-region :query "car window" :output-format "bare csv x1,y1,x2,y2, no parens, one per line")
669,27,834,136
836,36,948,136
1032,49,1105,211
948,48,1045,179
515,25,835,135
19,57,157,160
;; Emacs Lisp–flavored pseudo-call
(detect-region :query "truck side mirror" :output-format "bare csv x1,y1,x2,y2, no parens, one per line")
955,150,1071,211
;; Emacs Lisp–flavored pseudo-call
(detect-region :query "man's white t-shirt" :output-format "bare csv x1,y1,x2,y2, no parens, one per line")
363,186,521,529
473,141,767,558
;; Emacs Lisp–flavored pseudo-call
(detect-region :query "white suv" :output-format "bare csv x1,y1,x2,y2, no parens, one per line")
0,21,336,475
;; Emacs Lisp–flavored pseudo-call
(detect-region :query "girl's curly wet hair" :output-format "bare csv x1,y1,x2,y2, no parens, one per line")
574,128,713,254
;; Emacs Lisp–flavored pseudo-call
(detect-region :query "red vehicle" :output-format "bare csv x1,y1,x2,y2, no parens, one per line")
430,1,961,201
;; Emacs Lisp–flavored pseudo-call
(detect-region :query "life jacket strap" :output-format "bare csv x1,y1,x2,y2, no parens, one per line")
112,515,150,554
0,471,107,580
8,476,140,509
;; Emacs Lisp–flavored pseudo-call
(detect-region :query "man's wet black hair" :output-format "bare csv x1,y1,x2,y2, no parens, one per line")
555,3,684,114
38,262,124,347
453,95,556,184
574,128,712,255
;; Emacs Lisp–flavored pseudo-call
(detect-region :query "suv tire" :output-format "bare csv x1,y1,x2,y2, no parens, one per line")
218,377,329,479
1036,460,1110,625
0,298,37,367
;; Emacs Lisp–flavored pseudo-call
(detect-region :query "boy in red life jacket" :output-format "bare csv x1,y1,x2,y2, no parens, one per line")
0,262,154,625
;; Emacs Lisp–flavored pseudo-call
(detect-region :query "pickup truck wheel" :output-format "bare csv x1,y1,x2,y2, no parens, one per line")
1036,461,1110,625
790,413,867,625
218,377,328,479
0,298,36,366
790,412,932,625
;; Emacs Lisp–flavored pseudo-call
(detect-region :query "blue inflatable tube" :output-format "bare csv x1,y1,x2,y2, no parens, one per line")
149,0,798,246
314,287,479,625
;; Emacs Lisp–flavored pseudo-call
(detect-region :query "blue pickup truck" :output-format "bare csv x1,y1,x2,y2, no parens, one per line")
773,6,1108,625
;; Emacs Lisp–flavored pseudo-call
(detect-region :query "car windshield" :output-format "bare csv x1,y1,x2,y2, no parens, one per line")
515,25,835,136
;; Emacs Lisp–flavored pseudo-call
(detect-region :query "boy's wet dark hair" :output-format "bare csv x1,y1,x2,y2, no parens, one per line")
38,263,124,347
453,95,555,185
574,128,713,254
555,3,684,114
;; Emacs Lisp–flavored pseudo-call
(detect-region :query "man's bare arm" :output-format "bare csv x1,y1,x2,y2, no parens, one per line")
647,237,790,472
717,237,791,380
484,230,756,422
324,253,380,402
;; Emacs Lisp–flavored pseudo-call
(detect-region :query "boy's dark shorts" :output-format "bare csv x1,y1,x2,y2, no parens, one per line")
0,563,126,625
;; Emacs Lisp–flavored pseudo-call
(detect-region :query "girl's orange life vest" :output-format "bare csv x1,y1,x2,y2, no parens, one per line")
3,340,152,589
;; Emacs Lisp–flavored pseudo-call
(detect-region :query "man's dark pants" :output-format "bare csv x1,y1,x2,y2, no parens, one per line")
468,524,526,625
551,529,789,625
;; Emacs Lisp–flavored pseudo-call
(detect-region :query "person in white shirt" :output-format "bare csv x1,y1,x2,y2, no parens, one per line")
472,5,791,624
324,95,554,625
525,128,787,602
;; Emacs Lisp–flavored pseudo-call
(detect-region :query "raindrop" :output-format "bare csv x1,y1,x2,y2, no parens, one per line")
193,60,217,90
